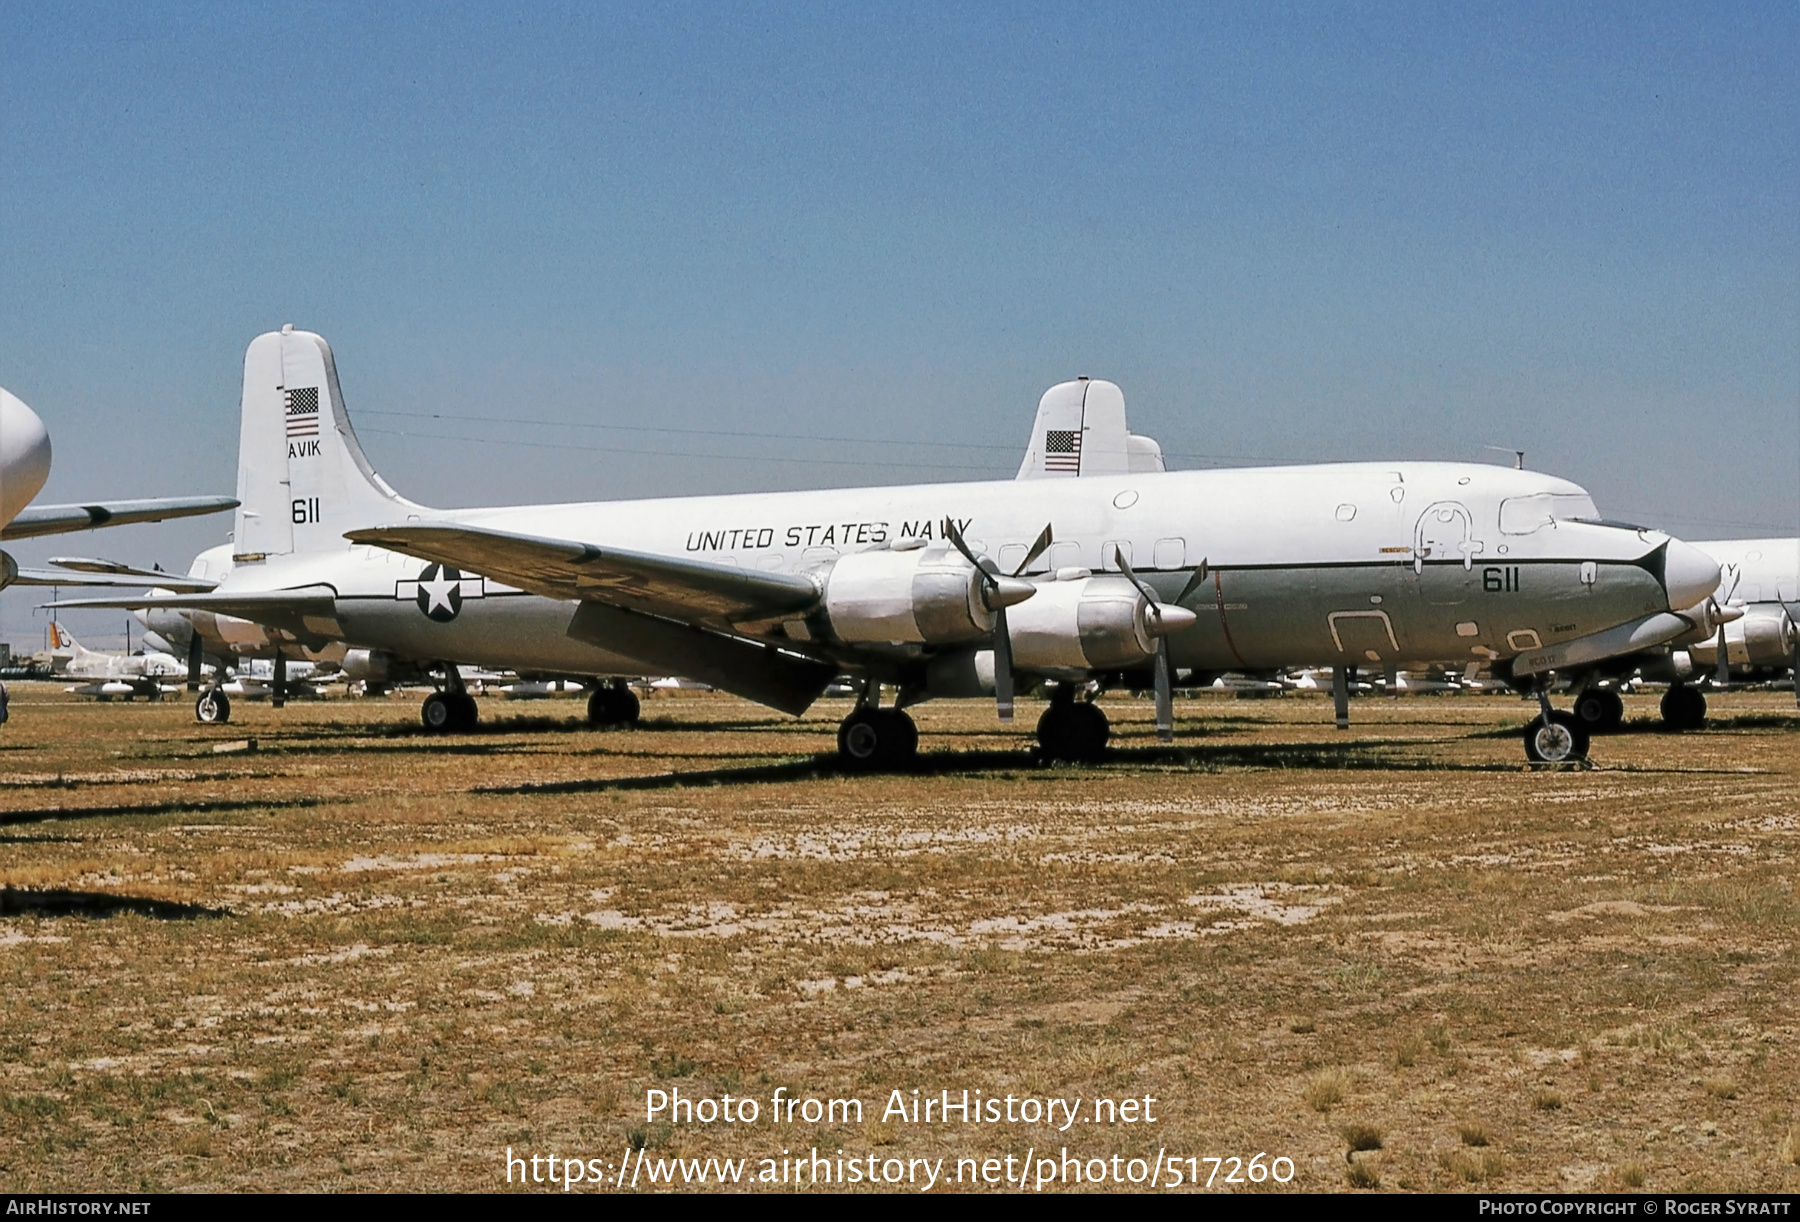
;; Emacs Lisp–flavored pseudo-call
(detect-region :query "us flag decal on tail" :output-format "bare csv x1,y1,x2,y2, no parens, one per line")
1044,428,1082,472
285,387,320,437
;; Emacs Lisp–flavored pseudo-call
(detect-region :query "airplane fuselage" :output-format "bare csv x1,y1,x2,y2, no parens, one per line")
220,460,1701,683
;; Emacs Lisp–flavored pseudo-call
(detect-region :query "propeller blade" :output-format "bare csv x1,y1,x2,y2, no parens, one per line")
1175,560,1210,606
1715,626,1730,691
186,633,203,692
942,518,987,579
1012,523,1054,577
1113,545,1165,631
1154,638,1173,741
993,607,1014,722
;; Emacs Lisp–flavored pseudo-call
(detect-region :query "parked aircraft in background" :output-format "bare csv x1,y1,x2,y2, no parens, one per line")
54,327,1730,766
0,386,236,589
45,622,190,701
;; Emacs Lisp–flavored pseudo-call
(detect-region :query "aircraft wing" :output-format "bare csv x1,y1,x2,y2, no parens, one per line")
10,567,217,593
1,495,238,541
40,587,344,641
346,523,822,628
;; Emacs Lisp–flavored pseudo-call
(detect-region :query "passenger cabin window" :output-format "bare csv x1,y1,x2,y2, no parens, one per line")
1499,493,1599,535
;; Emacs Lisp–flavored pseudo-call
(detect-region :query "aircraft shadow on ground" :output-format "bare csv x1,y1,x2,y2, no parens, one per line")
474,739,1527,796
0,885,227,920
0,796,337,828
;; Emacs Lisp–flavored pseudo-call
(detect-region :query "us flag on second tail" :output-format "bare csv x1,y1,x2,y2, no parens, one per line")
1044,428,1082,472
285,387,320,437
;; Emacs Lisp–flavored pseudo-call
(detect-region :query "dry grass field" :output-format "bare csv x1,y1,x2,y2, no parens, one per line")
0,681,1797,1193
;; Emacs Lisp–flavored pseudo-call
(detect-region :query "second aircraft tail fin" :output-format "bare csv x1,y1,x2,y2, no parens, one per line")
234,327,427,561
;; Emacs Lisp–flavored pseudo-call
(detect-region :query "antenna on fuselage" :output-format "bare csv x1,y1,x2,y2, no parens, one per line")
1484,445,1525,470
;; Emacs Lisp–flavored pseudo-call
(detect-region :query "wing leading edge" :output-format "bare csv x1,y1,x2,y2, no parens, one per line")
346,523,821,627
2,496,239,541
348,523,837,714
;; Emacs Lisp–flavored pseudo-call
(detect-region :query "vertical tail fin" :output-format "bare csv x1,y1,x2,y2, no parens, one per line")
234,327,428,560
1015,378,1165,479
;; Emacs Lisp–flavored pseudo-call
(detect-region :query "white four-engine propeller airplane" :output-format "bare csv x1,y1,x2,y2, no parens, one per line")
50,327,1731,767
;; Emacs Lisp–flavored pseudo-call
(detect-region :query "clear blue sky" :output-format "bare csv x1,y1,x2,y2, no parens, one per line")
2,2,1794,647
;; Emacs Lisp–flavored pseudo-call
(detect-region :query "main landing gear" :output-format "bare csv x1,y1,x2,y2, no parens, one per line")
587,683,641,728
421,665,479,733
836,684,918,770
1523,687,1589,764
1572,688,1625,736
1037,684,1109,763
1660,683,1706,732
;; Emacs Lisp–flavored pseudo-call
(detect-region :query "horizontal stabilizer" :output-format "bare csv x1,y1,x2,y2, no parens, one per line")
348,523,821,627
41,586,343,642
11,567,217,593
566,602,836,715
2,496,239,541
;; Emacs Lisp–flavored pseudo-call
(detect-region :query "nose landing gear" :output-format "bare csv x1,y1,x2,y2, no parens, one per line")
1524,687,1589,764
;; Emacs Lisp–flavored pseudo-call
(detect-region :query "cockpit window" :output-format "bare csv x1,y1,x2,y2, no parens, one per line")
1498,493,1600,535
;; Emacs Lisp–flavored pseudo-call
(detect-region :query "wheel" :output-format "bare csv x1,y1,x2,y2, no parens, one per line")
1524,710,1589,763
195,691,231,724
837,708,884,768
836,708,916,769
587,686,641,727
452,692,479,732
422,692,458,733
1660,685,1706,731
1573,689,1624,735
1037,701,1109,762
875,708,918,764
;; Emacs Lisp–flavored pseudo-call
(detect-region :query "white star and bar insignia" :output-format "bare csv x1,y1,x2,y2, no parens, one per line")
394,564,485,622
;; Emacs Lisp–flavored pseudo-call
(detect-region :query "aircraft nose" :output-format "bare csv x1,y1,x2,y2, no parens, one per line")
0,387,54,526
1661,538,1722,612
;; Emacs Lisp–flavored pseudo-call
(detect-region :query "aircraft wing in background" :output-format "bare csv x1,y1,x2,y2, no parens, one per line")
1,495,238,541
40,586,344,642
7,556,220,593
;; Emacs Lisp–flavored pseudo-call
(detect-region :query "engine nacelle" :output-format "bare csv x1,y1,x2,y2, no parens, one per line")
0,551,15,591
1008,574,1157,670
1667,598,1744,648
342,648,394,685
823,547,1027,645
1687,603,1798,669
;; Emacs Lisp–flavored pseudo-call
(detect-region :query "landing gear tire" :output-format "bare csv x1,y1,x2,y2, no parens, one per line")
1660,684,1706,732
587,686,642,728
836,708,918,770
422,692,478,733
1037,701,1109,763
1524,710,1589,763
1573,689,1625,735
195,691,231,725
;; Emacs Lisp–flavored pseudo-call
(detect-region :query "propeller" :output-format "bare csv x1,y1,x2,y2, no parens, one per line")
1112,546,1200,741
943,520,1045,722
1714,625,1731,691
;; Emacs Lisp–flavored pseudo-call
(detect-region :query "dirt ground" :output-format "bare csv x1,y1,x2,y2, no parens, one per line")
0,681,1796,1193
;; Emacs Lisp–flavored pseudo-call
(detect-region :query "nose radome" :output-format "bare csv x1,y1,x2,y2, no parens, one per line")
0,387,54,527
1661,538,1722,612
